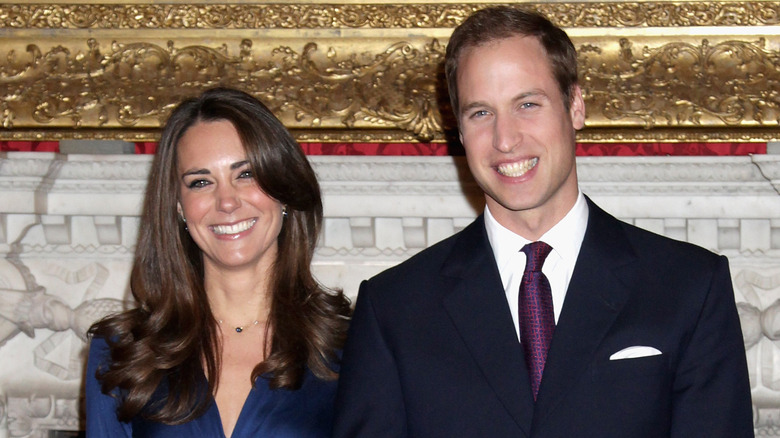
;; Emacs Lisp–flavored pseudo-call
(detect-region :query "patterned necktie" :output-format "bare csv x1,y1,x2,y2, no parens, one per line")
519,241,555,401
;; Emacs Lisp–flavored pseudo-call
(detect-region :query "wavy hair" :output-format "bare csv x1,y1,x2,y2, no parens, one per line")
444,6,579,118
89,87,351,424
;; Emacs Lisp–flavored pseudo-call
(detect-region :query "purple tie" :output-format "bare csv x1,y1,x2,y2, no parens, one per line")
519,241,555,401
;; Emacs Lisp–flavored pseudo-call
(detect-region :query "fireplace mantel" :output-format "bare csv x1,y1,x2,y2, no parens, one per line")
1,152,779,436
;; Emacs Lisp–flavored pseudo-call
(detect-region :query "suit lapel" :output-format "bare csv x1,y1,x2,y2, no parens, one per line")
533,199,638,429
440,216,535,437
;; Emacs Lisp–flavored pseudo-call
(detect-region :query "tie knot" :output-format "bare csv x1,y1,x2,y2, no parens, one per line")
522,241,552,273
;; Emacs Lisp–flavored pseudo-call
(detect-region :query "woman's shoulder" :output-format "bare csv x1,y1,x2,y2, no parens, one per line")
86,335,113,372
88,334,111,349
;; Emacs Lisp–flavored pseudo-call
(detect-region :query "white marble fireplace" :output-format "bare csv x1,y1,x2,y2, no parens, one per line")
1,152,779,436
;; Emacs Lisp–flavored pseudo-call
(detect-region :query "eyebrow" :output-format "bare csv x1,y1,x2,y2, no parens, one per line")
513,90,548,104
460,90,549,116
231,160,250,170
180,160,250,179
459,101,487,117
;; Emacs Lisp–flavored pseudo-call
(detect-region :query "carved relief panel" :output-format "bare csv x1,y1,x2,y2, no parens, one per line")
3,153,780,435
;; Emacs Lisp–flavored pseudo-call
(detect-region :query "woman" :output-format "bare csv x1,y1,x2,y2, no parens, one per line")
86,87,351,437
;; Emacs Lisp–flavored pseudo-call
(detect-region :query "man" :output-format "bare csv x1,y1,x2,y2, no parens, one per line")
333,6,753,437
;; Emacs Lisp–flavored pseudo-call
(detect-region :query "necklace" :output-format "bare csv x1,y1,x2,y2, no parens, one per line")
217,318,259,333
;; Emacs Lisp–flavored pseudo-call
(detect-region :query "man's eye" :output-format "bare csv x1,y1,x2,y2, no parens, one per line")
471,110,490,118
520,102,540,109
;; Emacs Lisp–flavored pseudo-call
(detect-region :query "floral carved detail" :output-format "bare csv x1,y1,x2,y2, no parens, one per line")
581,38,780,129
0,38,444,140
0,15,778,141
0,3,777,29
259,40,444,140
545,2,780,27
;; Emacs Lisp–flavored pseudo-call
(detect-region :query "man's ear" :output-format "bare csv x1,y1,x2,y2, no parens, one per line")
569,85,586,130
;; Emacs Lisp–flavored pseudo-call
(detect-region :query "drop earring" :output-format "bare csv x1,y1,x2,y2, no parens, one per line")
177,203,188,231
282,205,288,219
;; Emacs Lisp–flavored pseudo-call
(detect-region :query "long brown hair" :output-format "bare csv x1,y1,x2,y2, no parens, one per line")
89,87,351,424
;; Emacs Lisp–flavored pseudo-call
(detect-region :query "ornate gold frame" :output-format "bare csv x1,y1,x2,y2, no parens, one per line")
0,2,778,143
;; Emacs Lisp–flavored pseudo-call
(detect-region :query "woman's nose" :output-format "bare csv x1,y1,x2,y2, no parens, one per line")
216,185,241,213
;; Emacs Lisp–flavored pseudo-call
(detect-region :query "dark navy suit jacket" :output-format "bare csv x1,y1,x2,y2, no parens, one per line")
333,198,753,437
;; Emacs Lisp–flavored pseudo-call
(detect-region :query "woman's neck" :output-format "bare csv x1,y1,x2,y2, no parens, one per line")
204,264,272,327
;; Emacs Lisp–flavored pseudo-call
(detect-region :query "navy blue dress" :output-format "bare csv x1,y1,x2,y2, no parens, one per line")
86,337,337,437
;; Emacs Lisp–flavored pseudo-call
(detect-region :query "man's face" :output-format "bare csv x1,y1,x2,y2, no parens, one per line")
457,35,585,237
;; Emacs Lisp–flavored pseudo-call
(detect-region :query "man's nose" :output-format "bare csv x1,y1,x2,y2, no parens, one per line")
493,114,522,153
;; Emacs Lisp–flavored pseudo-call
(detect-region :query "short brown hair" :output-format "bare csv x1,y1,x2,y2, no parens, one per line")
444,6,579,117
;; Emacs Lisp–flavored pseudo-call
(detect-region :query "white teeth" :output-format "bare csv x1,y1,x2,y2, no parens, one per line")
212,219,256,235
497,158,538,177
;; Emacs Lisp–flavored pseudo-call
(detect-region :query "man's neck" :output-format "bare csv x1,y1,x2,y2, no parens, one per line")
486,193,579,241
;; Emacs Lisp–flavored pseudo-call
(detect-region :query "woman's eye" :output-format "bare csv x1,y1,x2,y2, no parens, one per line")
238,170,253,179
187,179,210,189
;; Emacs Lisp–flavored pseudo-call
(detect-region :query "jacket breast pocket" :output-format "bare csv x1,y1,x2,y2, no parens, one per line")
591,353,669,382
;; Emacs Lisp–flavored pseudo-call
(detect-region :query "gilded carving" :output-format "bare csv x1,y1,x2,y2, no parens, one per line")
0,3,778,29
0,2,778,142
581,37,780,129
0,36,445,140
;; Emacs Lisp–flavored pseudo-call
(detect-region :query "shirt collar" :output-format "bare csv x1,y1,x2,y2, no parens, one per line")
485,191,589,270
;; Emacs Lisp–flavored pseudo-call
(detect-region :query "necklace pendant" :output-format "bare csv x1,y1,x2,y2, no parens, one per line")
235,327,243,333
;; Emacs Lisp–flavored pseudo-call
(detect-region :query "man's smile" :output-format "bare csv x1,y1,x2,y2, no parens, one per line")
496,157,538,177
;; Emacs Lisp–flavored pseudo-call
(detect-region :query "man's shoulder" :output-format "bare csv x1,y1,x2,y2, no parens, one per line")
589,198,722,264
619,218,721,262
601,214,728,283
372,227,465,280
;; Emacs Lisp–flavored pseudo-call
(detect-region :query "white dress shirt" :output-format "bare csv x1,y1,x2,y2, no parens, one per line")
484,191,589,340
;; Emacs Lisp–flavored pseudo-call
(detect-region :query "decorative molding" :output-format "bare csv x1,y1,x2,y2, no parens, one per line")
2,153,780,247
580,37,780,130
1,3,778,29
4,128,779,144
0,2,778,142
6,395,80,438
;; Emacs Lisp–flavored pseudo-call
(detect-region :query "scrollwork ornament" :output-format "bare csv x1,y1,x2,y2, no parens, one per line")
582,37,780,129
0,35,448,140
0,3,778,29
0,2,778,142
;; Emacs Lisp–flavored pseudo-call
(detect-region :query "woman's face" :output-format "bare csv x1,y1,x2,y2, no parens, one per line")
176,119,284,274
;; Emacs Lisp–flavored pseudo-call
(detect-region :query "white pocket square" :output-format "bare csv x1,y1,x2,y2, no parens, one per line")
609,346,662,360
